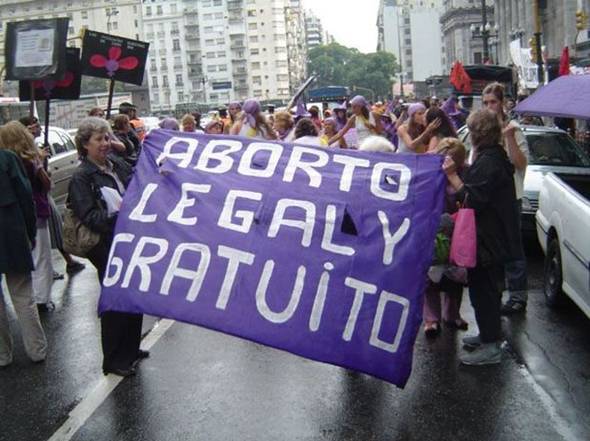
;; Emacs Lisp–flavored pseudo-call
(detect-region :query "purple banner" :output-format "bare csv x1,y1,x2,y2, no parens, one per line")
99,130,445,387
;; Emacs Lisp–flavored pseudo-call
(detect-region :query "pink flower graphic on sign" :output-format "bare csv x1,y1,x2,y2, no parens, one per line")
33,71,75,98
90,46,139,77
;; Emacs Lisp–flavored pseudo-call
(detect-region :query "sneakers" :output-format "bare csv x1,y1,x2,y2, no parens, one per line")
37,302,55,313
424,321,440,337
460,342,502,366
66,261,86,275
462,334,482,349
501,299,527,315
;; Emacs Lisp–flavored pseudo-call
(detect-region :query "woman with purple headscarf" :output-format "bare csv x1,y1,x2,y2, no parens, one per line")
328,95,382,148
333,102,348,131
159,117,180,131
397,103,440,154
441,96,466,130
229,99,277,140
224,101,242,134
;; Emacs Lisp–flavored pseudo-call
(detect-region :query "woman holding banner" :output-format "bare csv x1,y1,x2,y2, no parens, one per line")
224,101,242,134
68,117,147,377
273,111,295,142
328,95,383,148
443,109,519,366
230,99,277,140
320,118,347,148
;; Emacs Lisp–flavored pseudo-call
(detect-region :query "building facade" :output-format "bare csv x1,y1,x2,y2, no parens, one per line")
304,10,324,50
439,0,495,71
1,0,307,112
142,0,306,113
285,0,308,94
0,0,143,96
377,0,444,82
494,0,590,66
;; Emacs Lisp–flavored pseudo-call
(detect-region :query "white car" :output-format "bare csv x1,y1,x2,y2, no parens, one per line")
36,127,80,211
536,172,590,317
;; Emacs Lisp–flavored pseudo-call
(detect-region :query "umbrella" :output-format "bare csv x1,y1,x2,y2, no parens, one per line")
514,74,590,119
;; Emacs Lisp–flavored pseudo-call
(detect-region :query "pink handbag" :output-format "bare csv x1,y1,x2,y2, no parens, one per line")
449,207,477,268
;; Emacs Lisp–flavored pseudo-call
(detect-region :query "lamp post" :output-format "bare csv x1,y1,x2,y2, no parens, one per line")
201,76,208,106
481,0,490,62
470,8,498,64
396,5,404,97
532,0,544,83
470,22,499,64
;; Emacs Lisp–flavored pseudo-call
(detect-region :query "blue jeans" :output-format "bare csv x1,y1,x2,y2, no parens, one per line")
505,200,528,304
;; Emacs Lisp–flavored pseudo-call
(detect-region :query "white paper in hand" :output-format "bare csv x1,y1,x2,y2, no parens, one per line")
100,186,123,216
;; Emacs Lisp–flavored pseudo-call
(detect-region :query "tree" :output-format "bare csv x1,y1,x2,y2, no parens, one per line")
307,43,399,100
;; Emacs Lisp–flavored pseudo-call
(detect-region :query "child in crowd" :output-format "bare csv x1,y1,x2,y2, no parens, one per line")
423,137,469,336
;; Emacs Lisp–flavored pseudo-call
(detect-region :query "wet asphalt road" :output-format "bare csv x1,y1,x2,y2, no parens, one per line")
1,240,589,441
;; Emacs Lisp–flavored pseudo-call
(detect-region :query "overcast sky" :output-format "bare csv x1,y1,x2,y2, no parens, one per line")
302,0,380,53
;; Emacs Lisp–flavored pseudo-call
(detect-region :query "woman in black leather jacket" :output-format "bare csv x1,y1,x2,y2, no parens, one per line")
443,109,519,367
68,117,147,377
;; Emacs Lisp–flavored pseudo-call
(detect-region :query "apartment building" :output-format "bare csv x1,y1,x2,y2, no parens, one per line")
0,0,143,96
377,0,444,82
142,0,306,111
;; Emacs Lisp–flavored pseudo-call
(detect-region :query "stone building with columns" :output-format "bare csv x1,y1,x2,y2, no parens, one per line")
439,0,495,72
494,0,590,65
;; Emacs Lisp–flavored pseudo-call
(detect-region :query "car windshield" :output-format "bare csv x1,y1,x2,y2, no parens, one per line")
526,132,590,167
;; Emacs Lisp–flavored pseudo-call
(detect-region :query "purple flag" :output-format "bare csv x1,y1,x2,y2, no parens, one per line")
99,130,445,387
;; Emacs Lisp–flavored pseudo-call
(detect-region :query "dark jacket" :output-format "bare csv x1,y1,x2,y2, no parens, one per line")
67,156,132,244
112,131,140,165
458,145,520,267
22,157,51,220
0,150,37,273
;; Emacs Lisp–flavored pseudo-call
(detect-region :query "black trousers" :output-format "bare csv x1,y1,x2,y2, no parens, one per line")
88,239,143,371
467,264,504,343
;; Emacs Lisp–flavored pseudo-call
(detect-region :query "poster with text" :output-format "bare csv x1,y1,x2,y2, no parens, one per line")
99,131,445,387
80,30,149,86
19,47,82,101
4,18,69,81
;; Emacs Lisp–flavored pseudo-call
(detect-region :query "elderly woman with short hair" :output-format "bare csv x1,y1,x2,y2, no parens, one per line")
67,117,146,377
443,108,520,366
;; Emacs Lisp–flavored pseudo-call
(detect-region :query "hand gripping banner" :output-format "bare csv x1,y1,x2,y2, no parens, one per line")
99,130,445,387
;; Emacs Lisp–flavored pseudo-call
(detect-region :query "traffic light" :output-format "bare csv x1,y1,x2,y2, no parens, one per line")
529,38,538,61
576,10,587,31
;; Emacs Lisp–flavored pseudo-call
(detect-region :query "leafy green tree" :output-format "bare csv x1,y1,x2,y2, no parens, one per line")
307,43,399,100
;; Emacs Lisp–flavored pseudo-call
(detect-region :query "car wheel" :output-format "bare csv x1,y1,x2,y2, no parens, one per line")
544,238,564,307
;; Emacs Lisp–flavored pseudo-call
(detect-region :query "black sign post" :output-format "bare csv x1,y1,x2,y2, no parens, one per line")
19,47,82,147
4,18,69,119
80,30,149,119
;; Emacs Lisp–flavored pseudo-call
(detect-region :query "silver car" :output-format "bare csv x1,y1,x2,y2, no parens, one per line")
37,127,80,211
458,125,590,233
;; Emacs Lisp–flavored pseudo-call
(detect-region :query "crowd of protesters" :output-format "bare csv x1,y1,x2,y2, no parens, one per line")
1,83,529,373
